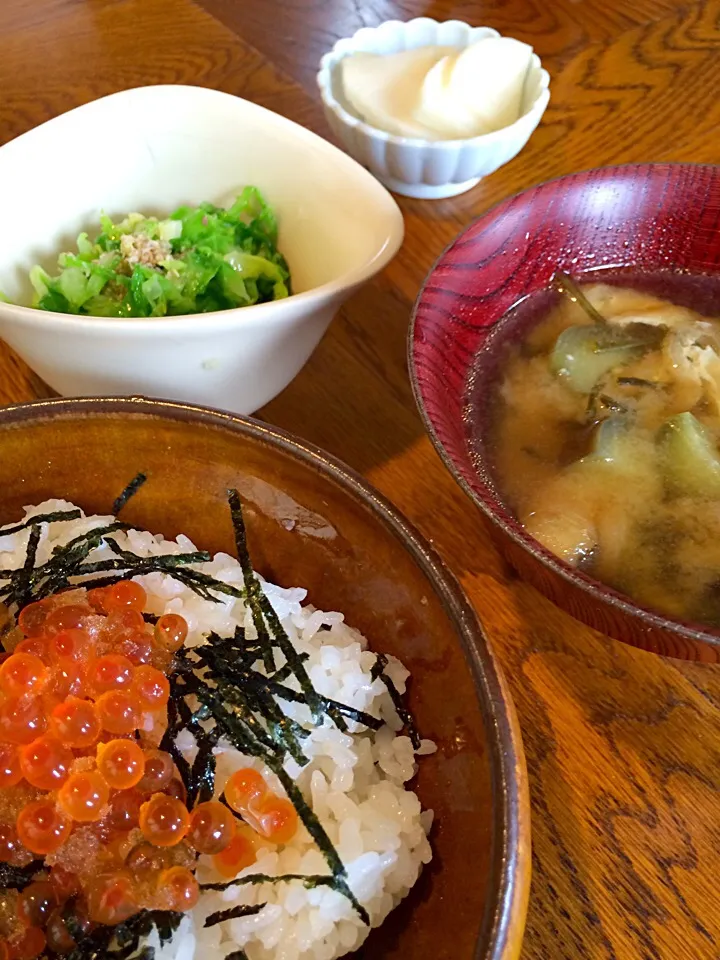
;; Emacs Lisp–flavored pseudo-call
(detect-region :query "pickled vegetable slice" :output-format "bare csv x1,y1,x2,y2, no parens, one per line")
661,412,720,498
551,323,661,393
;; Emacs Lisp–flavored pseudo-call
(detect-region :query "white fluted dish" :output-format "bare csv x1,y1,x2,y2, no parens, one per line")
317,18,550,200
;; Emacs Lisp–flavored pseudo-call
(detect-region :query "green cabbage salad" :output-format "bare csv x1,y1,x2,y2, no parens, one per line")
29,187,291,318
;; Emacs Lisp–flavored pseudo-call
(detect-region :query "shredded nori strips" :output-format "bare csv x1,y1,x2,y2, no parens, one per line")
0,857,44,890
60,910,183,960
15,523,41,609
112,471,148,516
371,653,421,750
204,902,266,927
150,490,382,925
201,872,343,893
266,677,382,731
62,896,86,944
159,696,193,789
183,722,220,809
0,522,228,612
0,485,425,950
0,508,81,537
228,489,276,674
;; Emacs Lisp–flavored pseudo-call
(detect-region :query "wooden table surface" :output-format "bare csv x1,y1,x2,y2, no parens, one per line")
2,1,720,957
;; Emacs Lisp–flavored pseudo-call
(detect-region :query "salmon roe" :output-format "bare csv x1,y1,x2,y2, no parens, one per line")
43,604,88,637
188,800,236,855
50,696,101,748
86,871,139,925
17,601,49,637
0,742,22,788
117,630,154,666
7,927,46,960
125,841,168,876
14,636,49,660
19,735,73,790
97,738,146,789
158,866,200,911
164,778,187,803
88,654,134,693
103,831,136,866
106,581,147,611
0,587,248,940
139,793,190,847
254,795,299,846
16,799,71,855
58,770,110,822
137,749,174,793
224,767,269,814
105,788,145,832
46,660,86,703
48,865,81,900
132,665,170,710
87,585,111,612
47,628,91,664
0,823,25,865
212,827,258,879
18,880,58,927
0,697,47,745
95,689,140,734
154,613,188,652
45,905,88,955
0,652,48,696
107,607,146,633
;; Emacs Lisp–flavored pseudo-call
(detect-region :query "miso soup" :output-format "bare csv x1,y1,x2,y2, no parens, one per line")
470,272,720,627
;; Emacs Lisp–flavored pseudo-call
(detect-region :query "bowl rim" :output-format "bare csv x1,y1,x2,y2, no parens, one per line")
0,394,531,960
409,160,720,651
316,17,550,150
0,84,404,330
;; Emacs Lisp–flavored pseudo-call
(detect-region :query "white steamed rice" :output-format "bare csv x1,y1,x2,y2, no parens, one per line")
0,500,435,960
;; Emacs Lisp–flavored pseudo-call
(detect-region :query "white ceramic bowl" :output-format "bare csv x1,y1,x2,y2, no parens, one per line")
0,85,404,414
317,18,550,200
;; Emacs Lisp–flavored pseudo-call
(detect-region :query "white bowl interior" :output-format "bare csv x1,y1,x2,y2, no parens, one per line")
0,86,398,305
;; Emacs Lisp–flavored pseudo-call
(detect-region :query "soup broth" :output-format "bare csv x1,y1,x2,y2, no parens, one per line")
471,272,720,627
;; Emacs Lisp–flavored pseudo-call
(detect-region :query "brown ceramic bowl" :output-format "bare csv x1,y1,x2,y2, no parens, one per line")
0,396,529,960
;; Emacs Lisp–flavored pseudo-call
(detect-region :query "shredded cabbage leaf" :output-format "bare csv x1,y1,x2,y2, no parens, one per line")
28,187,291,318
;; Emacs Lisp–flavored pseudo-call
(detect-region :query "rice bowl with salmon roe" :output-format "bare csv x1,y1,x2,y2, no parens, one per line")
0,493,435,959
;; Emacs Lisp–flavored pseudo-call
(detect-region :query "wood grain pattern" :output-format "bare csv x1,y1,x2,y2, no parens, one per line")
0,0,323,143
198,0,689,96
1,0,720,956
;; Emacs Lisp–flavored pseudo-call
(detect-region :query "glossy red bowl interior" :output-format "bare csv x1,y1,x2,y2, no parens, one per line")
410,163,720,662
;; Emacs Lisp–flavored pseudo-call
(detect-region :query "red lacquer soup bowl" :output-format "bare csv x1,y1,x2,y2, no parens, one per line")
410,163,720,662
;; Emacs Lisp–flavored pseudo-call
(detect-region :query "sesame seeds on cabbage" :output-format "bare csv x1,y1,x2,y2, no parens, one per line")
28,187,291,318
